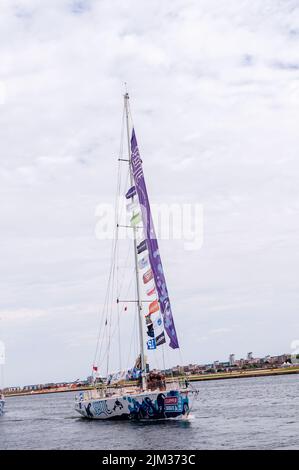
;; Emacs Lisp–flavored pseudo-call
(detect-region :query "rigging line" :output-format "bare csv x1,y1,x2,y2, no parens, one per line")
93,199,118,370
120,268,136,308
165,348,176,382
105,267,114,377
134,298,139,368
117,243,133,298
124,289,140,375
96,270,114,372
163,341,179,385
94,102,125,363
93,174,119,371
105,102,127,375
106,166,122,376
109,177,122,375
125,302,139,374
93,111,125,371
101,267,134,370
116,139,128,228
118,104,125,160
102,216,119,373
127,97,135,134
102,307,121,371
92,283,109,368
111,267,136,371
117,120,130,226
107,233,119,373
117,165,130,227
117,293,121,371
117,237,132,275
150,349,160,372
161,341,166,374
117,244,134,370
98,98,141,378
118,101,132,231
97,172,132,370
93,100,145,380
116,189,122,373
178,348,187,380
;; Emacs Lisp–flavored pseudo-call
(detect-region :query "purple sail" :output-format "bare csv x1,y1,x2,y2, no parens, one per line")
130,128,179,349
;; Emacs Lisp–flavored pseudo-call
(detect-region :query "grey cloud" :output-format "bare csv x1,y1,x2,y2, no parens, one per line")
0,0,298,385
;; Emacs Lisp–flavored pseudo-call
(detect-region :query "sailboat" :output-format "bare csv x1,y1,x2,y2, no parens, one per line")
0,394,4,416
75,92,196,420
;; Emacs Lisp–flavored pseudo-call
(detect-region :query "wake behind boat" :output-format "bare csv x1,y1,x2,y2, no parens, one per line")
75,92,197,421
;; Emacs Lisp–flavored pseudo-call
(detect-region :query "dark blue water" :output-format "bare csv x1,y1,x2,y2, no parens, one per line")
0,375,298,449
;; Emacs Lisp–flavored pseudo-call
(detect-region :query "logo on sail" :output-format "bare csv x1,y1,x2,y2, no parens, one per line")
138,256,149,270
146,285,156,296
155,332,166,347
147,338,156,350
125,186,136,199
143,269,153,284
137,240,147,255
148,300,159,315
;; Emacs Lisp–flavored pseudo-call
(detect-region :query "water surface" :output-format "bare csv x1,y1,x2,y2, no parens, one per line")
0,374,298,449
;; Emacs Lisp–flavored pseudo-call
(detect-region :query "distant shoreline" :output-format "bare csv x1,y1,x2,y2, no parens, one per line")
4,365,298,398
185,365,299,382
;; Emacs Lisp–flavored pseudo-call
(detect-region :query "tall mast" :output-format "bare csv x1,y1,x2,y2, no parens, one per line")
124,92,146,390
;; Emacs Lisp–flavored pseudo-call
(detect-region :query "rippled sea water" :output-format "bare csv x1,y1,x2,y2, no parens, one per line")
0,374,298,450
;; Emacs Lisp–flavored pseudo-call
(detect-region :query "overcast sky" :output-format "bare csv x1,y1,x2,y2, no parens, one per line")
1,0,299,386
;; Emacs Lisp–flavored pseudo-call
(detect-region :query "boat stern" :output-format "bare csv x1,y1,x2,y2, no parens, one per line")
126,389,190,420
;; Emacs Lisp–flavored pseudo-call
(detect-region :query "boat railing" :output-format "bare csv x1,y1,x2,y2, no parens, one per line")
165,378,198,393
76,384,141,402
76,388,105,401
75,379,193,403
164,380,179,391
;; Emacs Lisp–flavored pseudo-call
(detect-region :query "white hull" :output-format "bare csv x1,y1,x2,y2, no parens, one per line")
75,389,189,420
0,399,5,416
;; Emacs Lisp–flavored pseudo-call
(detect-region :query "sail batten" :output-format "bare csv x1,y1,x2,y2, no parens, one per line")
130,129,179,349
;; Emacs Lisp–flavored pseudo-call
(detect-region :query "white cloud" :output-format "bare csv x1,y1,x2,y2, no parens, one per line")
0,0,299,384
